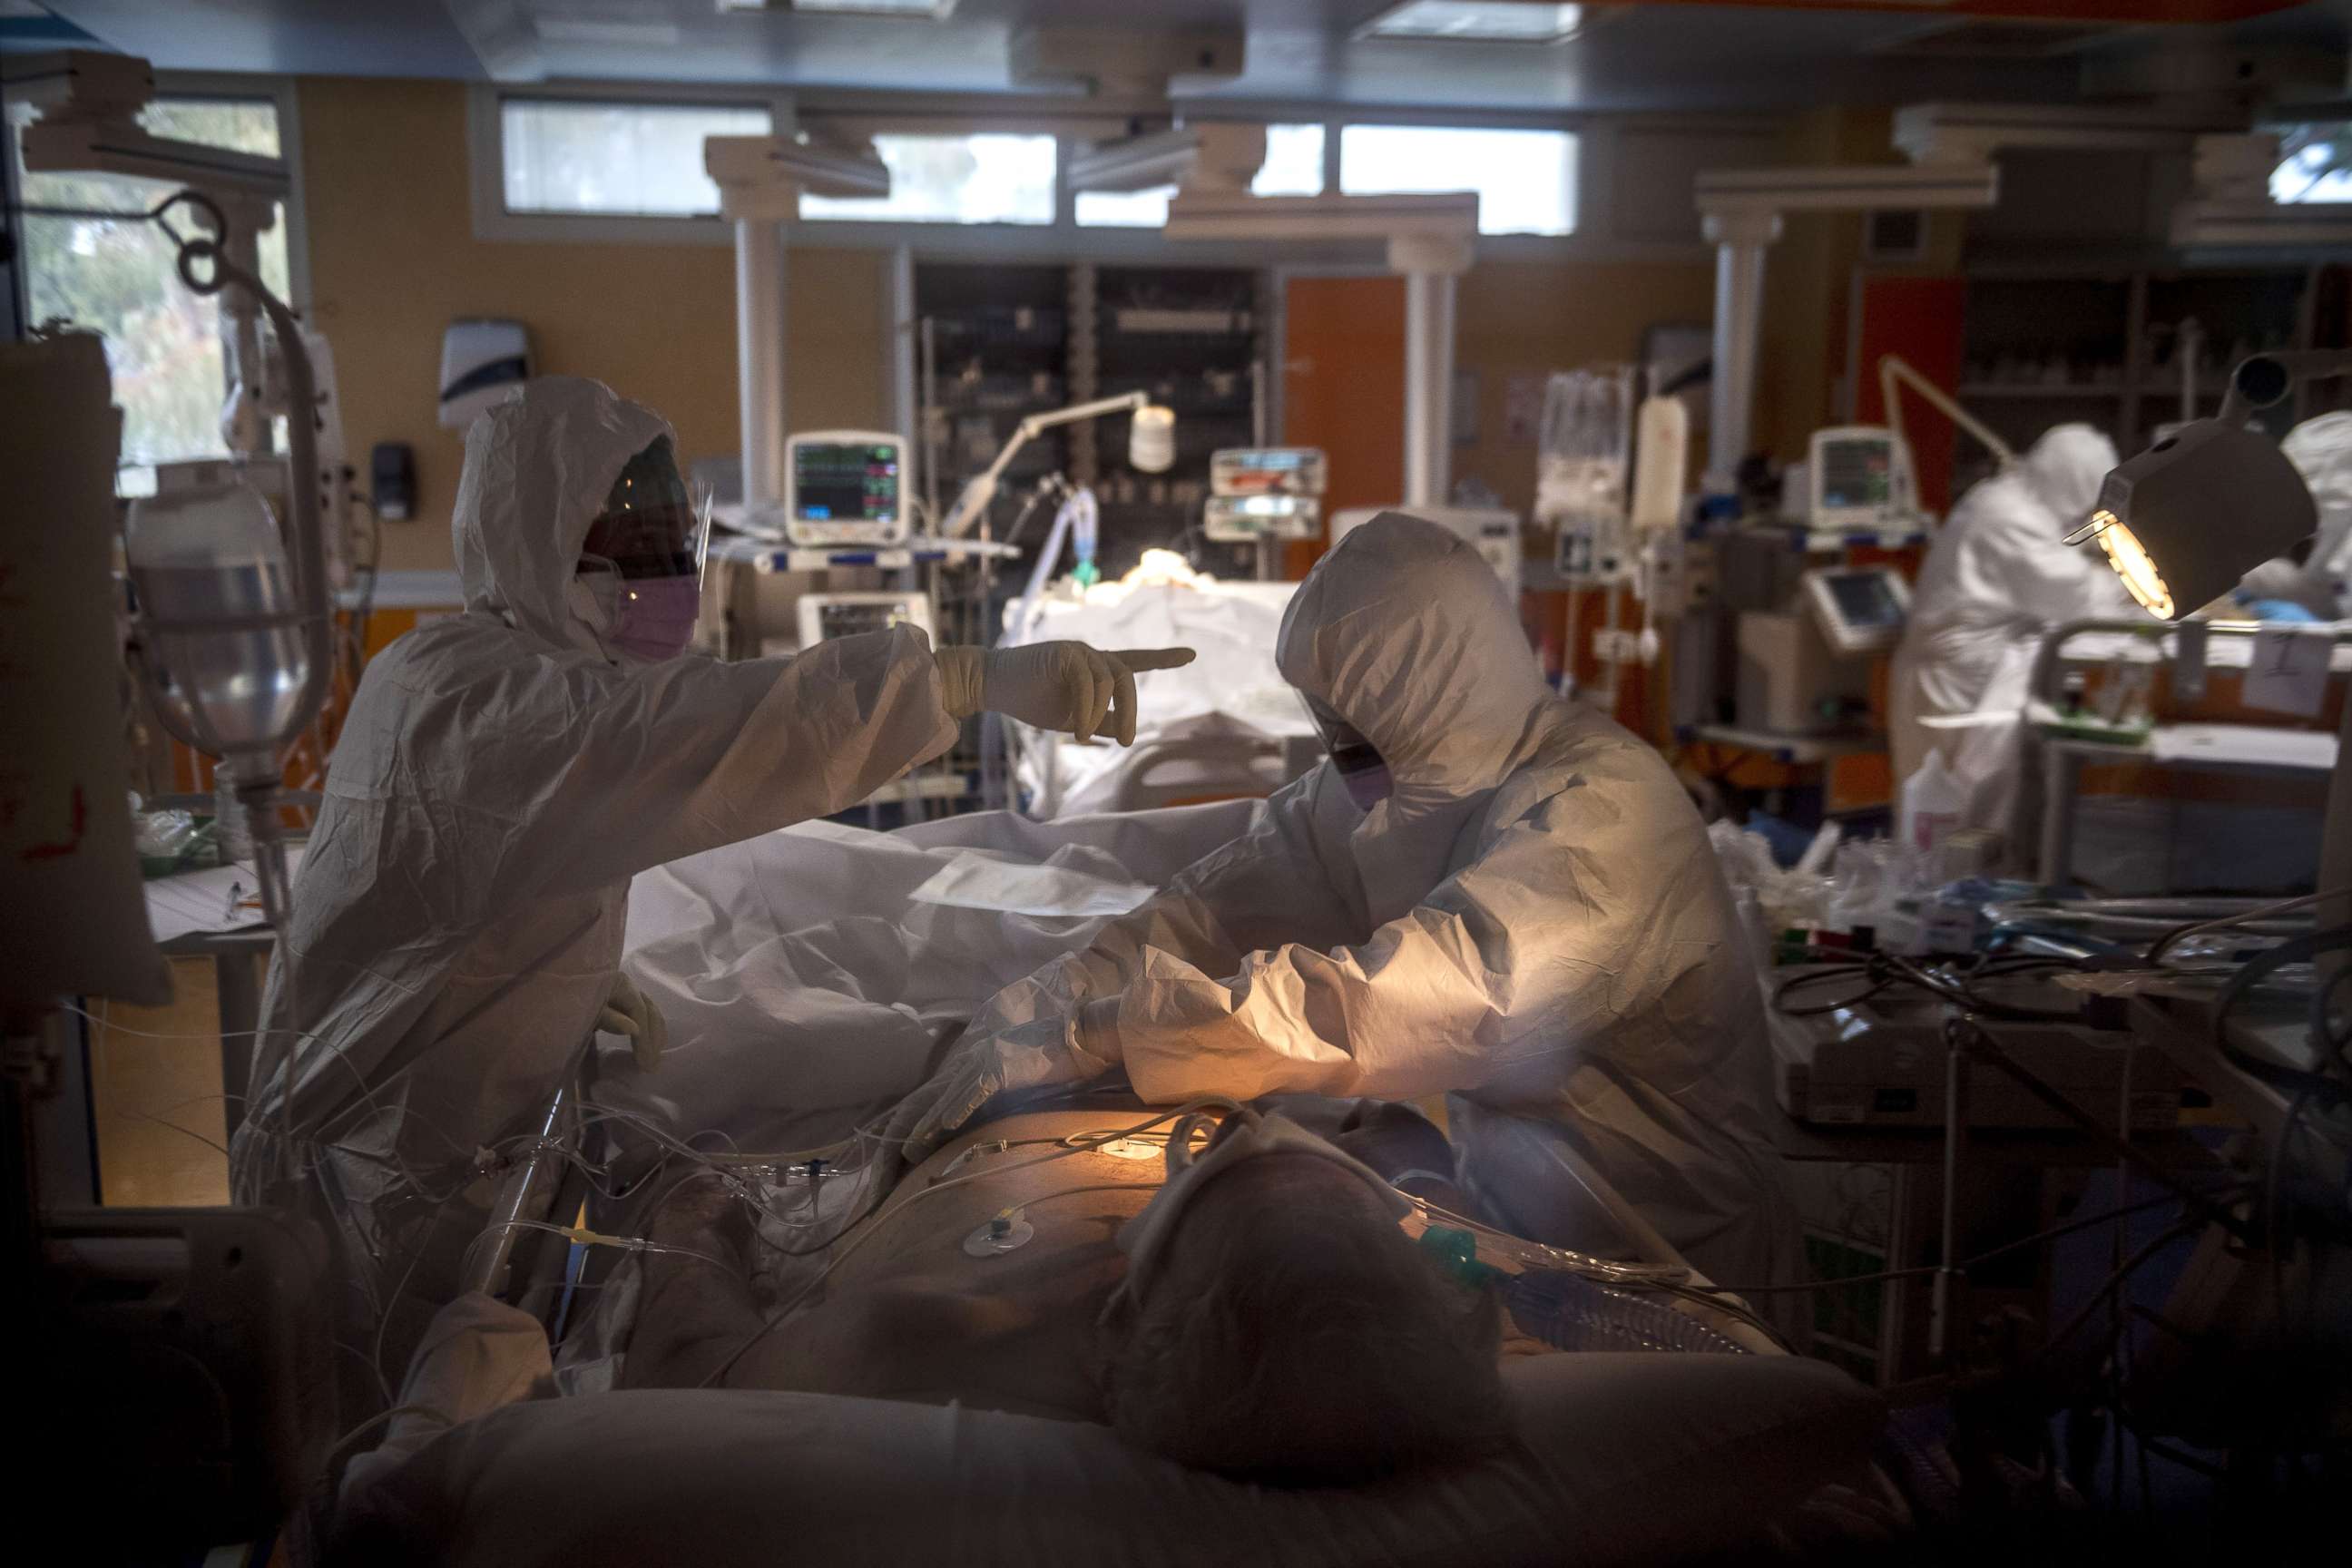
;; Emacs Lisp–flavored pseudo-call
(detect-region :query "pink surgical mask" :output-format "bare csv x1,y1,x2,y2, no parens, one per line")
610,574,701,662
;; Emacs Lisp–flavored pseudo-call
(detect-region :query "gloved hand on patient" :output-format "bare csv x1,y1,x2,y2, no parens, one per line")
934,642,1197,747
885,995,1124,1155
597,971,668,1073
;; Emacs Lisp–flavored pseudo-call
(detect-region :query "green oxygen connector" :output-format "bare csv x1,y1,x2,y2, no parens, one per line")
1418,1225,1504,1289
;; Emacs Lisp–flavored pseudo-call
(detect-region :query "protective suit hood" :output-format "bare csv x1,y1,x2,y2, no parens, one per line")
2016,423,2118,529
2285,412,2352,522
453,376,672,656
1277,512,1550,799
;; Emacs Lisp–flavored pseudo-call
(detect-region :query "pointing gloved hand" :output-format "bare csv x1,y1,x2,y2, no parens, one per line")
935,642,1198,746
596,971,668,1073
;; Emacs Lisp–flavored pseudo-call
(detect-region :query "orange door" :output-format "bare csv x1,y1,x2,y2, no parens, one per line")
1852,273,1967,515
1282,275,1406,577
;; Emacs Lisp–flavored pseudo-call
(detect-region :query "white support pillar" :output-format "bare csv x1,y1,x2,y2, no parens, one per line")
1403,269,1458,508
1700,209,1782,496
733,214,788,511
1393,228,1472,511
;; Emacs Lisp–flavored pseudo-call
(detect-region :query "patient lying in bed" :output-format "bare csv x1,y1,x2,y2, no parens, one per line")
623,1102,1516,1484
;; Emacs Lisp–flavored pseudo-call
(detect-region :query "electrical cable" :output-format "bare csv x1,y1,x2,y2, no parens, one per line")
2143,887,2347,967
2031,1220,2205,1372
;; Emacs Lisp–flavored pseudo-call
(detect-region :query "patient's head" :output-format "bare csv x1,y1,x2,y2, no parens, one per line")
1101,1150,1507,1485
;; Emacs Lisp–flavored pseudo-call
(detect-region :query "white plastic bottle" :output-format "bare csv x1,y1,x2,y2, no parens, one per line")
1898,750,1966,868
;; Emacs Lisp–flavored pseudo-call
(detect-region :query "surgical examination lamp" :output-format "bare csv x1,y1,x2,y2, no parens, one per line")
2069,350,2351,622
939,390,1175,538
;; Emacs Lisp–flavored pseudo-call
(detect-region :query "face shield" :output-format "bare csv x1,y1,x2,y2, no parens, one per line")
1303,693,1393,810
578,436,710,662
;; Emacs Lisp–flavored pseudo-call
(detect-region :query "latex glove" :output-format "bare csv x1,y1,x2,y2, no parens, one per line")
883,1004,1123,1158
597,972,667,1073
934,642,1197,746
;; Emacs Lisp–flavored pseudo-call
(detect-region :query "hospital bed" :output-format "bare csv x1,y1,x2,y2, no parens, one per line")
309,806,1887,1562
1003,576,1320,817
332,1083,1886,1565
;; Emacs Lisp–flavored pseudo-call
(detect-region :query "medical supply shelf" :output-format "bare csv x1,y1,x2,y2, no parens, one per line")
1954,261,2339,497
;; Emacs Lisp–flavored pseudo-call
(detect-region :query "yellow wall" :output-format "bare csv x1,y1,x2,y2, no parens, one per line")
298,75,888,575
1451,257,1719,514
299,75,1851,557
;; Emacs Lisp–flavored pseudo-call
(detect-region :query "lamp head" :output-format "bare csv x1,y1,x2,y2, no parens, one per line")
1129,404,1176,474
2080,418,2318,622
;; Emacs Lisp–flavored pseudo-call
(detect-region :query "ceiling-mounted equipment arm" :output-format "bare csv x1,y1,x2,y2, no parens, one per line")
1878,353,2015,483
940,391,1152,539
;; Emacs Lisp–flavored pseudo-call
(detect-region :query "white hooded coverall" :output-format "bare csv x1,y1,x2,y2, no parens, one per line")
2238,413,2352,618
1888,424,2145,840
230,378,961,1371
897,513,1801,1299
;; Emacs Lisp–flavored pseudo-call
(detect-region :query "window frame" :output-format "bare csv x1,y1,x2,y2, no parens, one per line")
2267,121,2352,206
463,83,1768,264
7,70,312,311
468,81,792,245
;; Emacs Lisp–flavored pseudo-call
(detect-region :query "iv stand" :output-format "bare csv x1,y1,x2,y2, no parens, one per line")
134,201,337,931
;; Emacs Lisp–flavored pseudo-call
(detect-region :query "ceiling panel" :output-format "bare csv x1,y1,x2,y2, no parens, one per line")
27,0,2351,114
42,0,489,78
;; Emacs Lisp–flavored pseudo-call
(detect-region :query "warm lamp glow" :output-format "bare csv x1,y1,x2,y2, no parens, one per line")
2090,511,2176,621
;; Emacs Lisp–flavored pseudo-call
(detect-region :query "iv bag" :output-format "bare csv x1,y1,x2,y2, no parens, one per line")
1535,367,1636,529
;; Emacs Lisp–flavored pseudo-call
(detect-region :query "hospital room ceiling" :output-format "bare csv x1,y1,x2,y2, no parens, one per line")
17,1,2352,112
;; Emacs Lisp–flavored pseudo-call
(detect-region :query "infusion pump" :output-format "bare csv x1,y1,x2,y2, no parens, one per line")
1204,446,1328,542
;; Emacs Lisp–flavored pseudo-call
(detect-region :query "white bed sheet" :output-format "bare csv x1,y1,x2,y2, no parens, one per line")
1009,582,1313,817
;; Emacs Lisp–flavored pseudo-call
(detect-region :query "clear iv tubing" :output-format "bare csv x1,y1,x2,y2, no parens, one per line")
694,1094,1696,1388
1399,1191,1690,1287
698,1095,1250,1387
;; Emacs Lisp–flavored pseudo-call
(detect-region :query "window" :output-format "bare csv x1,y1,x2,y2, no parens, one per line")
1076,184,1176,229
1339,123,1577,236
11,95,294,494
799,133,1056,225
2271,122,2351,204
1074,122,1328,228
1363,3,1585,44
501,99,772,217
1254,122,1327,198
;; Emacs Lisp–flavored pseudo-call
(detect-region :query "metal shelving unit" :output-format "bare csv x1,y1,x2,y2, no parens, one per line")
1953,263,2332,496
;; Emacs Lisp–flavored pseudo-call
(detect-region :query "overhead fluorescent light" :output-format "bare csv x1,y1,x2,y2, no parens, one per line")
1361,2,1583,44
717,1,957,16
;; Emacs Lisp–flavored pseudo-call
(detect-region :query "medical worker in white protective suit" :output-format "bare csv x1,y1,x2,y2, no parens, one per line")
2235,413,2352,620
1888,424,2145,840
230,376,1190,1379
891,512,1802,1307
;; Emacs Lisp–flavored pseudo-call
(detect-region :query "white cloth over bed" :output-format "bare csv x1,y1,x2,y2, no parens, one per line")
611,802,1259,1155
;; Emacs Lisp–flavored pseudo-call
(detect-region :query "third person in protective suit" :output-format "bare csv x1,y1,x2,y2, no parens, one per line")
892,511,1801,1310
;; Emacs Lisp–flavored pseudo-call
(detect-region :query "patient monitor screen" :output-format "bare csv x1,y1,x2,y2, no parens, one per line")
1816,437,1893,514
1824,571,1905,633
792,440,901,524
